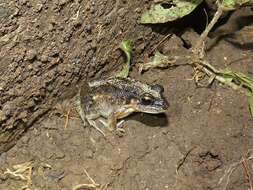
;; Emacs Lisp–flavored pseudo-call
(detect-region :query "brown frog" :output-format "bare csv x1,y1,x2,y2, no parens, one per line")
75,77,168,135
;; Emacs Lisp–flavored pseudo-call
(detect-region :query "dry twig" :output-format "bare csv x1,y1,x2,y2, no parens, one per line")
64,109,71,129
242,157,253,190
217,152,253,190
4,162,34,189
193,2,223,54
176,146,196,174
73,169,108,190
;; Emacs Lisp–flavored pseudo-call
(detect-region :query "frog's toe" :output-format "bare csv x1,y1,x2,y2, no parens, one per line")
116,127,125,134
116,120,125,128
98,118,125,132
115,120,126,134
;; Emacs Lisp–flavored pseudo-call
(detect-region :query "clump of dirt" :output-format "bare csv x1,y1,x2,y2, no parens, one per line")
0,1,253,190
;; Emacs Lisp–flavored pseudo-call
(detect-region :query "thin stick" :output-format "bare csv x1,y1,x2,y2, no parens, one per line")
73,169,101,190
242,157,253,190
194,4,223,53
64,109,70,129
150,33,172,53
218,154,253,190
176,146,196,174
84,169,96,185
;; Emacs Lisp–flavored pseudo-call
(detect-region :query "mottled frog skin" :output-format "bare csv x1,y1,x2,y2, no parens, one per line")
75,77,168,134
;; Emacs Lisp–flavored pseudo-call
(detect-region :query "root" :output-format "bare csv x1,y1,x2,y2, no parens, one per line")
217,151,253,190
3,162,34,190
73,169,108,190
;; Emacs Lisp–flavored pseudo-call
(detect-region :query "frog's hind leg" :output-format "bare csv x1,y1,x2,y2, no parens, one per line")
75,93,88,127
75,92,105,136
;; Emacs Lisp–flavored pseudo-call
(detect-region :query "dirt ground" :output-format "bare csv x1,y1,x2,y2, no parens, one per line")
1,1,253,190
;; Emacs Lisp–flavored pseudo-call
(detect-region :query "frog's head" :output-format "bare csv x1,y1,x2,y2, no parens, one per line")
99,77,168,114
129,83,168,114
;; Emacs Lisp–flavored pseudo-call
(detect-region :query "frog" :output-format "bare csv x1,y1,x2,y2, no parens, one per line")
75,77,168,135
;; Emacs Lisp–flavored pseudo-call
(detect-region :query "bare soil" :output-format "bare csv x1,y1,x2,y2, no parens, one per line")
1,1,253,190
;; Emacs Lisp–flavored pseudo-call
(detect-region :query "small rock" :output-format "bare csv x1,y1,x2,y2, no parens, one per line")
46,170,65,182
181,28,200,48
85,24,92,33
19,0,28,5
0,153,7,166
21,135,30,144
85,149,94,159
0,5,9,19
48,47,59,57
72,57,81,65
162,34,184,54
58,0,69,6
26,49,37,61
19,110,28,119
54,148,65,159
0,110,5,121
135,8,141,13
2,103,13,117
35,3,43,12
40,54,49,62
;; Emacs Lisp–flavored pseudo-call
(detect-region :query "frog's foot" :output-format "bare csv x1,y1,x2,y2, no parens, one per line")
116,127,125,134
98,118,114,131
99,118,126,133
116,120,125,133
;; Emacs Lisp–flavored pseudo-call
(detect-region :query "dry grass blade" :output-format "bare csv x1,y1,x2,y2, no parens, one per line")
4,161,34,189
242,157,253,190
73,169,107,190
217,152,253,190
64,109,71,129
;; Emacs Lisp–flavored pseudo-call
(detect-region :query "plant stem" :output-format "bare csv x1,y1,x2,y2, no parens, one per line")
194,5,223,52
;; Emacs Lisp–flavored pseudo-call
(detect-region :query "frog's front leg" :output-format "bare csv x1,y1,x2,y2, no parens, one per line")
104,113,117,131
99,117,125,130
86,113,106,136
99,109,133,132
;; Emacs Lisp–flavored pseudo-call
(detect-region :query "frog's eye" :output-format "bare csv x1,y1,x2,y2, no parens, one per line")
141,93,154,105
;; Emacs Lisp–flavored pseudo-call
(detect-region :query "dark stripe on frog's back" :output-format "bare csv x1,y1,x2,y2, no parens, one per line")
89,77,145,96
91,81,141,104
108,77,145,97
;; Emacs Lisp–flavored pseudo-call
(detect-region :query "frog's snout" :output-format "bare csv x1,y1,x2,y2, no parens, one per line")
154,98,169,111
163,98,169,110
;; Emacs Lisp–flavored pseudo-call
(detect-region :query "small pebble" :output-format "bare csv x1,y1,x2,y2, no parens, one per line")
0,153,7,166
26,49,37,61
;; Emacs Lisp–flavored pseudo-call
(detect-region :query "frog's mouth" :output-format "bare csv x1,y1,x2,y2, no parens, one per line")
138,100,168,114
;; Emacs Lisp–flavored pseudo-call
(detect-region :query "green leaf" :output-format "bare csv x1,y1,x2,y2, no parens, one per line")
220,68,253,91
116,40,133,78
149,51,172,67
249,93,253,119
139,51,176,72
221,0,253,10
140,0,203,24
